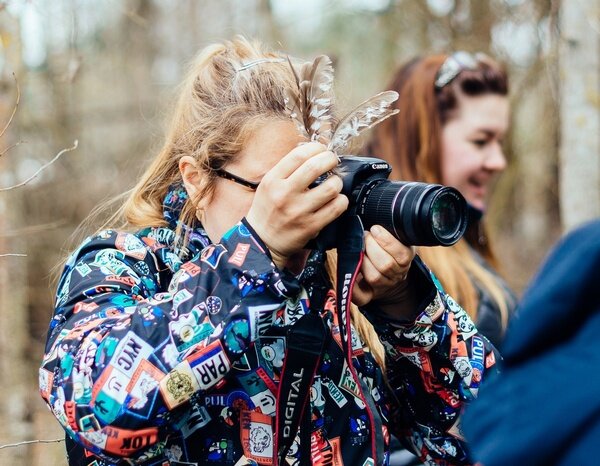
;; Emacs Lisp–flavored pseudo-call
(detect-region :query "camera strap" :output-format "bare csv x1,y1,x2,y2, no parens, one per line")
335,214,365,356
335,214,385,463
275,311,328,465
274,253,330,465
274,215,369,465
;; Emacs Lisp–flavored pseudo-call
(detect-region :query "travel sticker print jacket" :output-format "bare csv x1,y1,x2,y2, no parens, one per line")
40,186,498,466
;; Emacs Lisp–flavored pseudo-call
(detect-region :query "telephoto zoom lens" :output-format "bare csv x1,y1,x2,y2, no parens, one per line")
357,180,467,246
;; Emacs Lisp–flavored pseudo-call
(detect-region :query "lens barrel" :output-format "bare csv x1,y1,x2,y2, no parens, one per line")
357,180,467,246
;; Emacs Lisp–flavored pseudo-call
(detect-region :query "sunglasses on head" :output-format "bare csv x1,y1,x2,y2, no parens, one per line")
434,51,489,89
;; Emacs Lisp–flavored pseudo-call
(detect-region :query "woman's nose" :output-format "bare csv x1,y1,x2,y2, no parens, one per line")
484,142,507,172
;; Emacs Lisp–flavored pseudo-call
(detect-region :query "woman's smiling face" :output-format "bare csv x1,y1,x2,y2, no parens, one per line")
440,93,509,211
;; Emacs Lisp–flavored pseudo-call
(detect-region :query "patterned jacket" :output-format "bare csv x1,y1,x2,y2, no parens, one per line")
40,186,498,466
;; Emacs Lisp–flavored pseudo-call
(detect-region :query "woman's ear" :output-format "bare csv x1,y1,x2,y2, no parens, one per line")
179,156,211,221
179,155,202,200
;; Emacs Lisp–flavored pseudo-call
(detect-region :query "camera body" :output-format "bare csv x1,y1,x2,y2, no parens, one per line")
312,156,468,251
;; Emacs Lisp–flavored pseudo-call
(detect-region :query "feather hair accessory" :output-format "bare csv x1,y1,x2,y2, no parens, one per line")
284,55,335,143
328,91,399,153
284,55,399,152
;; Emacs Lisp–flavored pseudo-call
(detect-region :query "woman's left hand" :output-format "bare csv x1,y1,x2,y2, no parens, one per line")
352,225,417,319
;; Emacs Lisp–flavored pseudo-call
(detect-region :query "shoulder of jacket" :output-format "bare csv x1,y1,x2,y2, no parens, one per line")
66,229,162,266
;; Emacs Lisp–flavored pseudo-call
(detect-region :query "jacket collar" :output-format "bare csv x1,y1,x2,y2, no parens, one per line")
155,182,212,260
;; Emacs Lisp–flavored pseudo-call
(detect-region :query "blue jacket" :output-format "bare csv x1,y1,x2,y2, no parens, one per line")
463,219,600,465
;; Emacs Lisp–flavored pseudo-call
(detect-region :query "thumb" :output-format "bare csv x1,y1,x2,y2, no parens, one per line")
351,277,373,307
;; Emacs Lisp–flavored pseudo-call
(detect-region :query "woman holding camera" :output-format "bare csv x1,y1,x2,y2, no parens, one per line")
367,52,517,350
366,52,517,466
40,38,497,466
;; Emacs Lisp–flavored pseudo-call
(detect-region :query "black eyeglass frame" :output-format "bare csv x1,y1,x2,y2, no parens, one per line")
214,168,261,191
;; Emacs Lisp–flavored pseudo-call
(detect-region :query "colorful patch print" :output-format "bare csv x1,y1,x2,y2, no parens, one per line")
200,244,227,269
39,368,54,401
91,250,128,276
257,336,285,370
72,371,93,404
469,335,485,387
310,376,327,417
338,362,362,400
228,243,251,267
73,301,99,314
125,359,164,411
250,388,277,416
91,363,125,400
180,260,201,277
398,347,433,373
237,222,253,237
235,272,268,297
349,415,369,446
237,371,269,397
204,295,223,315
172,289,193,312
350,327,365,356
87,425,159,457
399,325,439,349
449,298,478,339
283,293,308,326
159,362,199,410
325,378,348,408
169,268,193,292
223,319,250,355
205,437,235,463
132,260,150,276
177,403,212,439
169,312,213,353
109,332,154,379
240,410,273,465
75,262,92,277
41,205,499,465
187,341,231,391
248,303,280,339
311,431,343,466
115,233,148,260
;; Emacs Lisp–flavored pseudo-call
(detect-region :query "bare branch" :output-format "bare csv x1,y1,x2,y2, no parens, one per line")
0,73,20,140
0,438,64,450
0,140,26,159
1,220,67,238
0,253,27,258
0,140,78,192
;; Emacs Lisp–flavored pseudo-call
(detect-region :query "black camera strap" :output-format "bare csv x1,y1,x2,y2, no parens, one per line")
275,310,328,465
335,214,365,356
274,214,379,465
335,214,385,464
274,253,330,465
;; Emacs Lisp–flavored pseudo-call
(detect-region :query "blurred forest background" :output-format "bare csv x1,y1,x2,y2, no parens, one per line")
0,0,598,464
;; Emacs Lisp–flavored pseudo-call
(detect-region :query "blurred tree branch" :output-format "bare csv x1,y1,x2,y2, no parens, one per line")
0,140,78,192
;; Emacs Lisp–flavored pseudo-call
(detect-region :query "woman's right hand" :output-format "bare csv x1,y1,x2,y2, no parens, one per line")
246,142,349,269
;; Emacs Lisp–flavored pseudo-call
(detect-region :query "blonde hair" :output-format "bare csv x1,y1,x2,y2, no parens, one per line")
83,36,385,366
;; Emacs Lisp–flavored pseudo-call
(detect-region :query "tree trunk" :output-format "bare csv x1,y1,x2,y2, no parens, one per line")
0,14,32,466
559,0,600,231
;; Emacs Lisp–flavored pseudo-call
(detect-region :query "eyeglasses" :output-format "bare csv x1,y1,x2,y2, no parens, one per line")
214,168,260,191
434,51,487,89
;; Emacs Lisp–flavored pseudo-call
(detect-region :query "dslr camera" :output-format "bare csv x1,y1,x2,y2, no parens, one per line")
313,156,468,250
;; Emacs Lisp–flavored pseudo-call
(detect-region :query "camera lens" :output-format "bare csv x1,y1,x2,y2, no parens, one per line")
429,189,465,244
357,180,467,246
